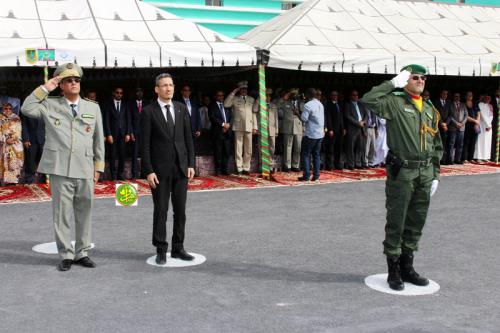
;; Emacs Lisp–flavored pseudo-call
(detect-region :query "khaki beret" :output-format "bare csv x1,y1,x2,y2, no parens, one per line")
237,81,248,89
54,63,83,79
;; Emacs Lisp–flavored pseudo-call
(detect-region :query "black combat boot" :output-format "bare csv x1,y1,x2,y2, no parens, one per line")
386,256,404,291
400,251,429,286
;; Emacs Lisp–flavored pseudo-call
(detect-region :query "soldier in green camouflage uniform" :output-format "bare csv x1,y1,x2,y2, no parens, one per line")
361,65,443,291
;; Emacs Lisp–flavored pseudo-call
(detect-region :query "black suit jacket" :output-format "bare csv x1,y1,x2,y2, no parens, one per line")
103,99,131,138
21,114,45,145
177,97,201,135
140,101,195,178
324,100,344,135
433,98,452,124
129,99,150,136
344,100,367,135
208,101,232,139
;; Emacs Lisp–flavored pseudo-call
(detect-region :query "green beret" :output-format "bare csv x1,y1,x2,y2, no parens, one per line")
54,63,83,79
400,64,427,75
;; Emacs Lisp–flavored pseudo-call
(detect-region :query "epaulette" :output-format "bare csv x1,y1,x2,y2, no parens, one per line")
425,99,435,107
392,91,405,96
83,97,98,104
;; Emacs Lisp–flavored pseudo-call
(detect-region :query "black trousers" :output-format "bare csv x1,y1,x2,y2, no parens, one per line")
346,130,366,168
131,134,141,178
108,137,127,179
462,127,478,161
23,141,44,183
213,135,231,173
151,165,188,251
324,134,344,169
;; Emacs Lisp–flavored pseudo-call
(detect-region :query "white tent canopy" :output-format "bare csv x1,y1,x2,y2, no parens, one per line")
0,0,256,68
238,0,500,76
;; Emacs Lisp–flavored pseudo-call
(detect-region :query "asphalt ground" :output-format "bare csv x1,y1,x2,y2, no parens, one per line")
0,173,499,333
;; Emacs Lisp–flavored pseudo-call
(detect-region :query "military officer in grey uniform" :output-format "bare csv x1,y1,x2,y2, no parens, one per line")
224,81,257,175
277,88,303,172
21,63,105,272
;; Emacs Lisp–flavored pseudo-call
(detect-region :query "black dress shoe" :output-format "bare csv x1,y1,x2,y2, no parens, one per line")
74,257,96,268
222,170,230,175
291,167,300,172
282,167,290,172
171,249,194,261
297,176,310,181
57,259,73,271
156,251,167,265
241,170,250,175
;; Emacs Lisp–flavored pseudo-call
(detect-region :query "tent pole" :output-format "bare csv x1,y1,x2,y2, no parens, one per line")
258,63,270,179
257,49,271,179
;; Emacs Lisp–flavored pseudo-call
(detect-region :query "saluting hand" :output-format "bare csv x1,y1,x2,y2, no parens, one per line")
43,75,63,92
391,70,411,89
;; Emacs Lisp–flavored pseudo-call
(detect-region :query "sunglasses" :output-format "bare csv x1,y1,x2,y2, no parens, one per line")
63,77,81,84
411,75,427,81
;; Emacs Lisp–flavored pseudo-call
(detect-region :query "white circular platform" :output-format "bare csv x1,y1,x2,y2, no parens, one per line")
32,241,95,254
146,253,206,268
365,273,440,296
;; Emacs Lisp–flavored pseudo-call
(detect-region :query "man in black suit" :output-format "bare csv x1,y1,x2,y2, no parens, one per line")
434,89,451,163
208,90,232,175
103,87,131,180
344,90,368,169
323,90,345,170
177,85,201,173
129,88,149,179
21,114,45,183
141,73,195,265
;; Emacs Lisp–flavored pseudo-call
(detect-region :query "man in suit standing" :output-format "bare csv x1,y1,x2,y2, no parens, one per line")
103,87,131,180
141,73,195,265
434,90,451,163
344,90,368,169
21,113,45,183
129,88,149,179
224,81,257,175
323,90,345,170
209,90,232,175
445,92,468,164
21,63,105,271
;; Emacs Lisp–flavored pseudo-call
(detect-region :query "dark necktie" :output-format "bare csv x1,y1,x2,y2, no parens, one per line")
137,101,142,114
70,104,77,118
165,104,174,137
219,103,226,123
116,101,120,113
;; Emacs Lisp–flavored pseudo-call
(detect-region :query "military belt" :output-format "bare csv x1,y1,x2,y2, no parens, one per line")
402,159,432,169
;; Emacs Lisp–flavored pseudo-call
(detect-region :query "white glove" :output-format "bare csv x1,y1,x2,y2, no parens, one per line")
430,179,439,197
391,70,411,89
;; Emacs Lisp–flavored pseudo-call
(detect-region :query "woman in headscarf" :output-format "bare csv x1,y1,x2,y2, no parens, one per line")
0,102,24,185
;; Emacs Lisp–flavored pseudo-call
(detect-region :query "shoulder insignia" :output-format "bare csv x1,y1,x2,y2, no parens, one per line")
83,97,98,104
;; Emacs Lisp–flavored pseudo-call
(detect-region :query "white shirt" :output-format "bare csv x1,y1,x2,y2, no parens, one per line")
184,98,192,115
114,99,121,112
65,97,80,115
157,98,175,125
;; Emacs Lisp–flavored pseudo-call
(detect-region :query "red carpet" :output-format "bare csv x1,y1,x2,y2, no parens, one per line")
1,163,499,205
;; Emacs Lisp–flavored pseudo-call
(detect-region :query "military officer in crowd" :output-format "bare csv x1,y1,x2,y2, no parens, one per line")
253,88,279,172
361,65,443,291
224,81,257,175
277,88,303,172
21,63,105,272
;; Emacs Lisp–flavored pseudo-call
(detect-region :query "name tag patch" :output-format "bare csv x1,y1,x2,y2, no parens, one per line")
403,108,414,113
81,114,95,119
